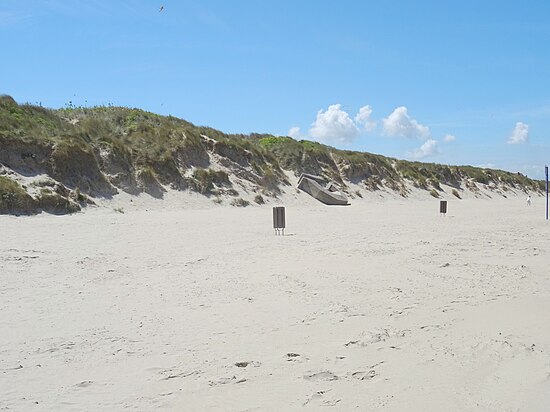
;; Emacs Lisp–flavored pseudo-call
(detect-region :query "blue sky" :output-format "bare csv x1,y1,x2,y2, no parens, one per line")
1,0,549,178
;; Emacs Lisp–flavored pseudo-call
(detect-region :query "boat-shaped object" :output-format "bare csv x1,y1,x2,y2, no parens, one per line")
297,173,349,205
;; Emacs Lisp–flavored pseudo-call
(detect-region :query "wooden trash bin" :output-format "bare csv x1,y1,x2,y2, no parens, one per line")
440,200,447,215
273,206,286,235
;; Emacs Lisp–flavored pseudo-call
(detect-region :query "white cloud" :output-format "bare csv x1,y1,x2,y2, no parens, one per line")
443,134,456,142
411,139,438,159
507,122,529,144
309,104,359,144
382,106,430,139
288,126,301,139
477,163,496,169
355,105,377,132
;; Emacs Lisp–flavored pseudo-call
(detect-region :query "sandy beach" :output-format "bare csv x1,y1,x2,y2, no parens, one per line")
1,194,549,411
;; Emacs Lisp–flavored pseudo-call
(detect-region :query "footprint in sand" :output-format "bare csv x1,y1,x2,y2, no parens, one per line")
160,370,199,381
286,352,310,363
209,376,247,386
303,390,341,407
234,361,261,368
351,370,376,380
303,371,338,381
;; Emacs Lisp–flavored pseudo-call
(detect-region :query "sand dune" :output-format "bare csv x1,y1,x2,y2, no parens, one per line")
1,195,549,411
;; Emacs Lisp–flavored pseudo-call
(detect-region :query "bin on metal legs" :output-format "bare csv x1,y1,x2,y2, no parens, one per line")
273,206,286,235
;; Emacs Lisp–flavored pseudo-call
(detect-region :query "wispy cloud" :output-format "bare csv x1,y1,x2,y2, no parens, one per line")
410,139,439,159
477,163,496,169
0,10,32,27
355,105,377,132
507,122,529,144
288,126,301,139
511,106,550,118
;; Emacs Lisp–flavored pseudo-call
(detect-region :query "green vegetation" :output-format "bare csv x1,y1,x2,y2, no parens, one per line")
254,194,265,204
396,161,459,189
428,178,442,191
72,187,87,203
31,178,56,188
0,95,70,140
190,169,231,195
452,189,461,199
231,198,250,207
0,176,36,215
36,189,80,215
258,136,292,148
0,95,544,216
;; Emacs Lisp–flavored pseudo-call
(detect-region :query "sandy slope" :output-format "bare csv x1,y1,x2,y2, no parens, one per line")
1,194,549,411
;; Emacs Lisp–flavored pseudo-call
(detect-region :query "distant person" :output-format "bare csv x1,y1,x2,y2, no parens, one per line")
527,195,531,206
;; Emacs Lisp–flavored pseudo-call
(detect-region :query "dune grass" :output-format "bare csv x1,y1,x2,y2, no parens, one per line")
0,95,544,199
0,176,36,214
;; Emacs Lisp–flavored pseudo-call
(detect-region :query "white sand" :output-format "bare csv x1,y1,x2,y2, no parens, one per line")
1,194,549,411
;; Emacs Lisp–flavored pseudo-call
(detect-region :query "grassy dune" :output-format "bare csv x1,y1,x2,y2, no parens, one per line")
0,95,543,215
